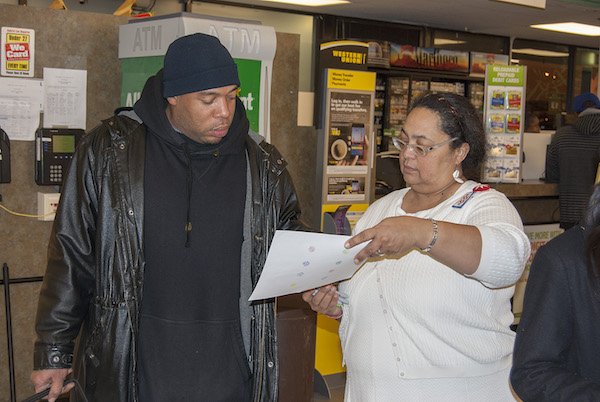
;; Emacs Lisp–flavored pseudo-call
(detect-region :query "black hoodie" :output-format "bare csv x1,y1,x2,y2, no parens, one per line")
134,70,252,400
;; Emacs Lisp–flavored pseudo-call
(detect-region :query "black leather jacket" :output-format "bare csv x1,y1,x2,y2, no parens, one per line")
33,113,305,401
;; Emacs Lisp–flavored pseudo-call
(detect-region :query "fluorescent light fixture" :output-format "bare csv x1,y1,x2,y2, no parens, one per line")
531,22,600,36
433,39,466,46
492,0,545,9
261,0,349,5
512,48,569,57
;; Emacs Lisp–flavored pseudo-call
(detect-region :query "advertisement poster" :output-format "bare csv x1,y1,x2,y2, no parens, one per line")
366,40,390,68
319,40,368,71
327,176,365,202
512,224,563,325
327,91,371,172
389,44,469,73
470,52,510,76
483,65,526,183
1,27,35,78
318,68,375,219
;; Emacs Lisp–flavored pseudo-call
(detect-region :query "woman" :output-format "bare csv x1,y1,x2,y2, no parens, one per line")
304,93,530,401
510,184,600,400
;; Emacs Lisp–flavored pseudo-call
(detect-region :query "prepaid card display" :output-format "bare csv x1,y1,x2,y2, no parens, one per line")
249,230,365,301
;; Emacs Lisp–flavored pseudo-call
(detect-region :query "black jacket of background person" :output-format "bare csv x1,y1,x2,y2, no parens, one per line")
511,226,600,400
546,110,600,229
32,71,306,401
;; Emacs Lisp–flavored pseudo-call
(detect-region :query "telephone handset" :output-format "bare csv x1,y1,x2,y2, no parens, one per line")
35,128,84,186
0,128,10,183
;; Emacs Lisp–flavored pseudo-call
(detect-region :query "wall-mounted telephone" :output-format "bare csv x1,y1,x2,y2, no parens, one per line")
0,128,10,183
35,128,84,186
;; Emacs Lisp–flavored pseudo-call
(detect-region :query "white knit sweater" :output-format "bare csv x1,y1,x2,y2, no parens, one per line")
338,181,531,381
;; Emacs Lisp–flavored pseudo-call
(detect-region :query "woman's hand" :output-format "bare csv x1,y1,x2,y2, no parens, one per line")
345,216,430,263
345,216,482,275
302,285,342,317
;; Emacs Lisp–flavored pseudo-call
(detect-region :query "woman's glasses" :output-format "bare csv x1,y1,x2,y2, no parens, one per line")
392,134,458,157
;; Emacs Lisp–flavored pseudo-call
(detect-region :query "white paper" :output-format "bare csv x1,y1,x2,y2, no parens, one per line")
0,77,43,141
249,230,366,301
43,68,86,129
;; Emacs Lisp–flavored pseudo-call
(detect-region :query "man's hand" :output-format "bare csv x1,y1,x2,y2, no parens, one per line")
31,368,73,402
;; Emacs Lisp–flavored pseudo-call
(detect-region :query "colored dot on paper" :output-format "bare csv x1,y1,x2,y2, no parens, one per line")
321,276,328,280
342,249,349,254
297,272,304,277
302,261,310,267
336,260,342,265
329,269,335,273
290,283,296,287
308,246,316,252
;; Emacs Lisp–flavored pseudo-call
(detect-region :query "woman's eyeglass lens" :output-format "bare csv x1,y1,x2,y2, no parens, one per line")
392,136,458,157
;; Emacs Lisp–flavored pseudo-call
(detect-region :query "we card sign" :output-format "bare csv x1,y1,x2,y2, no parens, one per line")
1,27,35,77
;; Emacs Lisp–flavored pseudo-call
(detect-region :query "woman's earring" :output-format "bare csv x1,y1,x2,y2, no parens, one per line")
453,169,464,184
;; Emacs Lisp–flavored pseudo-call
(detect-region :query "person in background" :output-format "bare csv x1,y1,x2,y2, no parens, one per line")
546,92,600,229
511,182,600,400
30,33,306,401
304,93,530,401
524,112,541,133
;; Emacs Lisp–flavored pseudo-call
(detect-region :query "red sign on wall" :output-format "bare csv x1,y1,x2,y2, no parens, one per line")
1,27,35,77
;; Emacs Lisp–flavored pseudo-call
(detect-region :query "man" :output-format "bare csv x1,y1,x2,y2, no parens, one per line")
30,33,306,401
546,92,600,229
524,112,540,133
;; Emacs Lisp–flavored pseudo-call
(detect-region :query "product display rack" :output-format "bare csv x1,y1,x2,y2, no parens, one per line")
370,68,484,152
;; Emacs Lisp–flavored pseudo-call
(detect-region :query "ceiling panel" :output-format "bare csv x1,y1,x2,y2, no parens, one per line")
207,0,600,48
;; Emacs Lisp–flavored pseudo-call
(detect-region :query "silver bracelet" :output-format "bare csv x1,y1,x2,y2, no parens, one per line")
421,218,438,253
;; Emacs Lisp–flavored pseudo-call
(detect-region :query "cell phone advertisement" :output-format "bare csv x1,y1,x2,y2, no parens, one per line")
327,176,365,202
327,91,371,174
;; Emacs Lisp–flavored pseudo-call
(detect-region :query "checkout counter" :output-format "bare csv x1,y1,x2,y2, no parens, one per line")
375,130,560,225
488,180,559,225
492,130,559,226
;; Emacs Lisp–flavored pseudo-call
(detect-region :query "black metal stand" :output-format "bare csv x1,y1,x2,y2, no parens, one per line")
1,263,43,402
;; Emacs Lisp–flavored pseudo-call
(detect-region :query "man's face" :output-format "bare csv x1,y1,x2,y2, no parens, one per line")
165,85,238,144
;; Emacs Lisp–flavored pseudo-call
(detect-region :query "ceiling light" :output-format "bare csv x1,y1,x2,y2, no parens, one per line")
492,0,545,9
512,48,569,57
261,0,349,5
433,39,466,46
531,22,600,36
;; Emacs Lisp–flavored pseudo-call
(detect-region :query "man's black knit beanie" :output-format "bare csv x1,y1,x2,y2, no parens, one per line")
163,33,240,97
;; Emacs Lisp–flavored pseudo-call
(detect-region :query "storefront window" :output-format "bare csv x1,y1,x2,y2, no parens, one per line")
512,39,570,131
574,47,599,97
430,29,508,54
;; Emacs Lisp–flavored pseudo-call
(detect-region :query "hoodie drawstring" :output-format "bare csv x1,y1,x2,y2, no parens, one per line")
183,144,193,248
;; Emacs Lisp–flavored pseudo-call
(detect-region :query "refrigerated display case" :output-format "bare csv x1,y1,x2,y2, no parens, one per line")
374,76,386,152
387,76,410,130
469,82,485,114
373,71,483,152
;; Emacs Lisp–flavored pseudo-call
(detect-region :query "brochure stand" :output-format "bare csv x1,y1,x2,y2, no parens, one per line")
316,67,376,230
482,65,527,183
